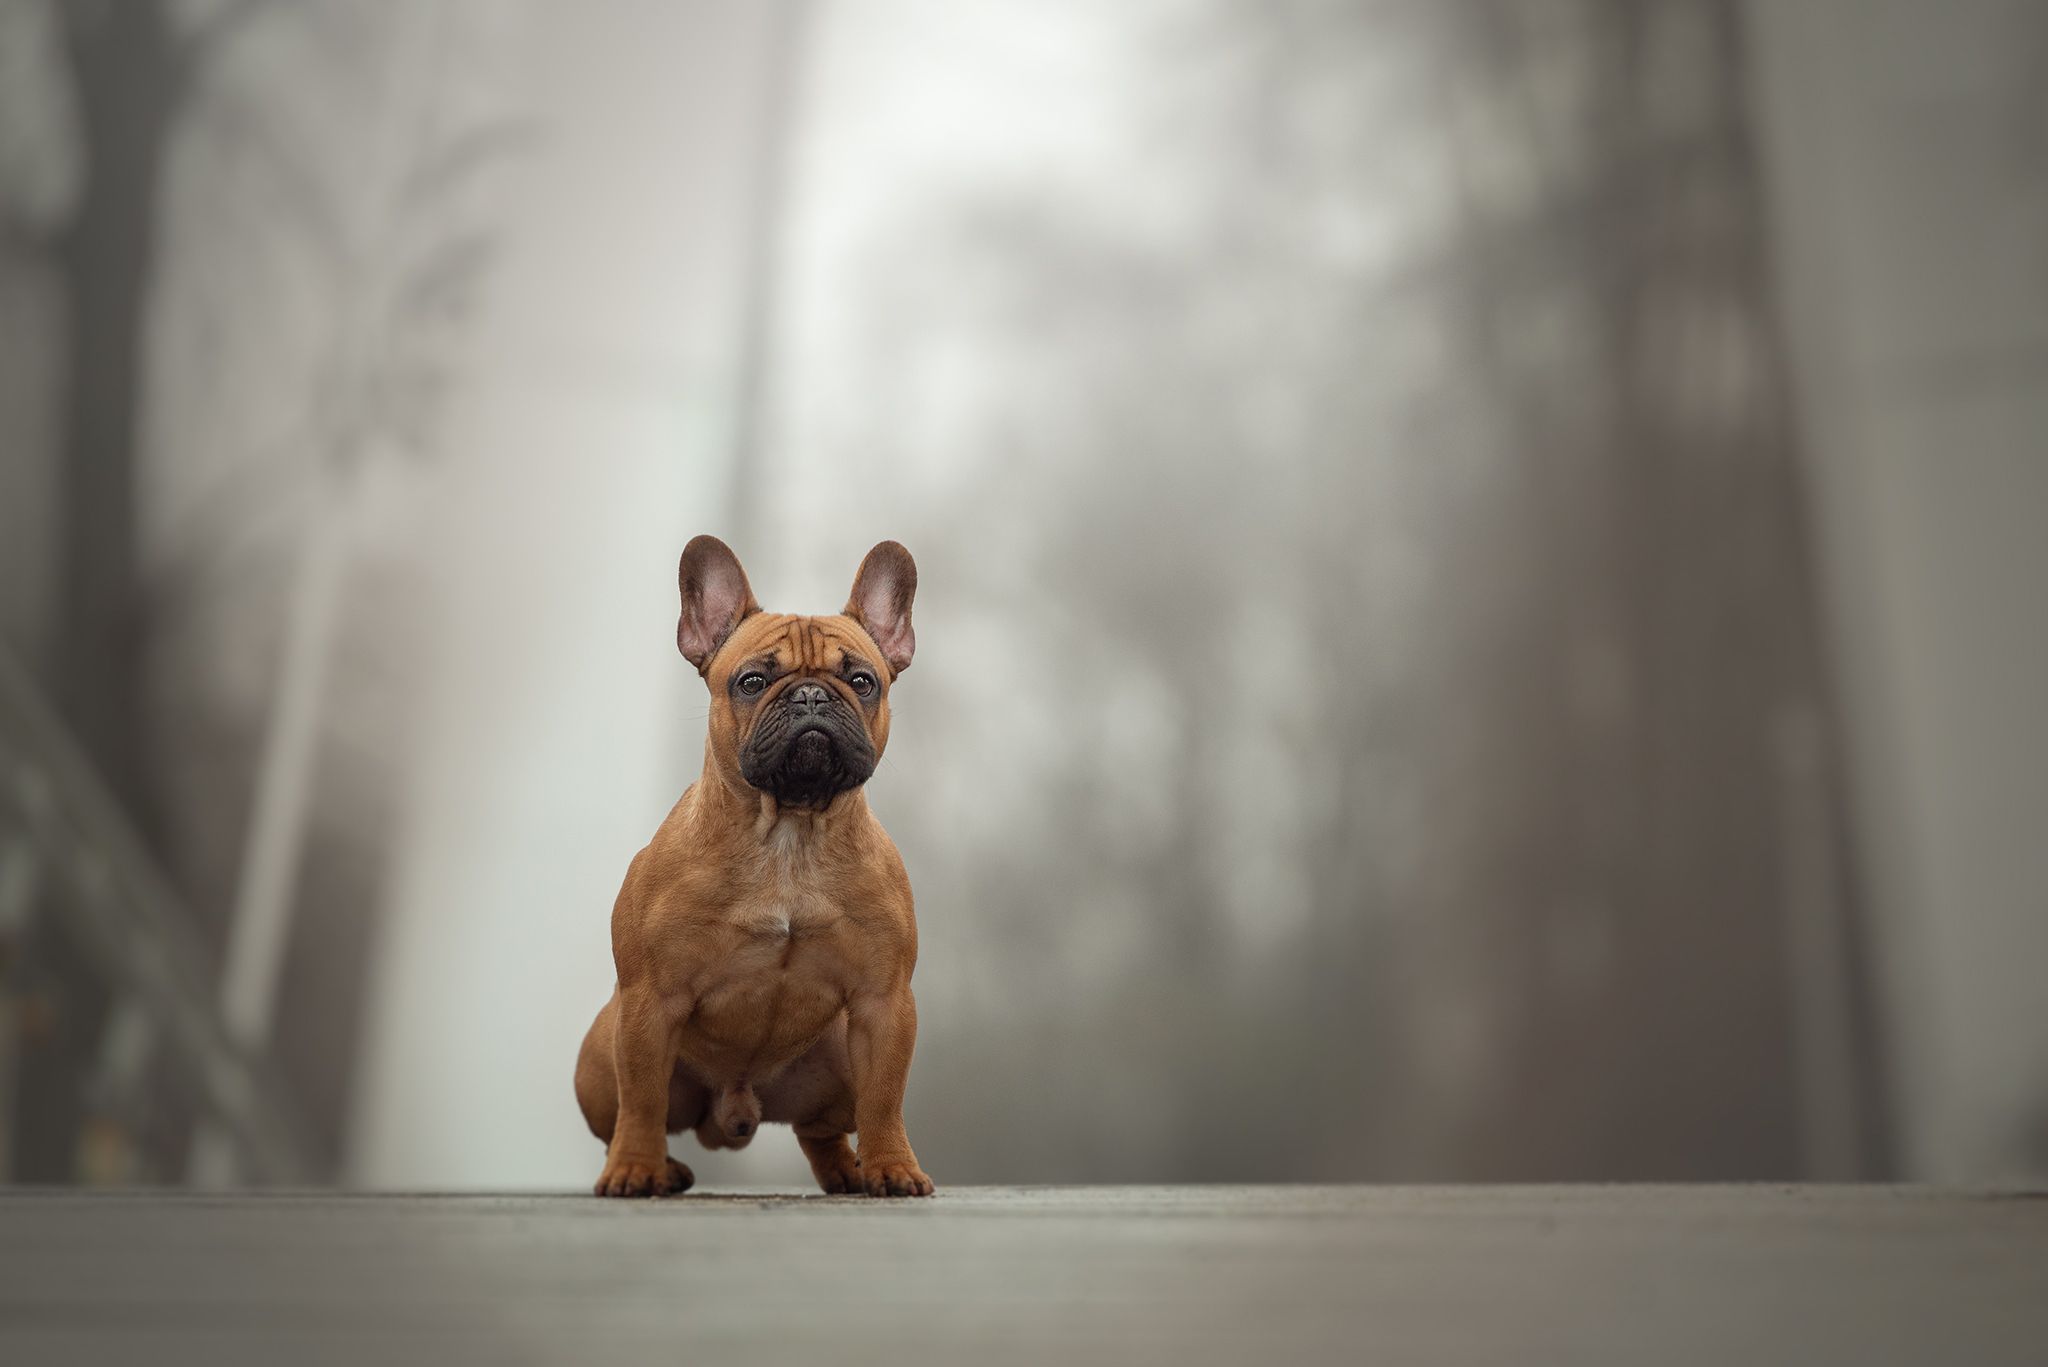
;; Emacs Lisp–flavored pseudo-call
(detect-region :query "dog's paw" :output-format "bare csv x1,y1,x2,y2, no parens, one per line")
594,1153,694,1198
861,1157,935,1198
813,1152,862,1195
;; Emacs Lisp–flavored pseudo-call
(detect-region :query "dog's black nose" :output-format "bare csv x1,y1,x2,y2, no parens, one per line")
790,682,830,713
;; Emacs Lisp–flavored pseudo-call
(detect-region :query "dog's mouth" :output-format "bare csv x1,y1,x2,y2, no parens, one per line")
740,710,876,809
785,727,835,778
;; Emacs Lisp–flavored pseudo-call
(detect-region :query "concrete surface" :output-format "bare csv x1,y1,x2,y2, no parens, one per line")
1,1185,2043,1365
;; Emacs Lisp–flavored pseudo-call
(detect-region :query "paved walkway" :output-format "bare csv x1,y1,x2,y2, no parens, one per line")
2,1185,2043,1365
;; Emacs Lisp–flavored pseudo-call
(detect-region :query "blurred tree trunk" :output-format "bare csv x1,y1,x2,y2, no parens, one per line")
51,0,182,822
9,0,187,1186
23,0,282,1183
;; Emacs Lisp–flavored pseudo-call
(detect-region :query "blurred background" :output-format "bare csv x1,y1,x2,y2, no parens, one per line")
0,0,2042,1191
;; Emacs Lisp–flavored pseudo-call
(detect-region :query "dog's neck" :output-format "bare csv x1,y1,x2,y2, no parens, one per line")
694,746,869,848
750,791,862,846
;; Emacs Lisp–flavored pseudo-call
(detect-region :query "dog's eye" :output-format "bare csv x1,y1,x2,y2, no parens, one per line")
736,672,768,696
849,671,877,698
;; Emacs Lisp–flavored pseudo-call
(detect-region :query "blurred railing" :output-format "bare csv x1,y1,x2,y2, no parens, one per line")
0,644,311,1184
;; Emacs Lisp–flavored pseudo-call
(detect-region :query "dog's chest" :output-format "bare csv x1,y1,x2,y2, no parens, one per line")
724,886,842,944
722,822,849,945
684,882,849,1051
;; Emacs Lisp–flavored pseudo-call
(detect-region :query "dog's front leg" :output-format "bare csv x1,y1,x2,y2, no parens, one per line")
847,984,934,1197
595,987,685,1197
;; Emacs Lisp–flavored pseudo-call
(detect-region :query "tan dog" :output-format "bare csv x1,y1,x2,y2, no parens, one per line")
574,536,934,1198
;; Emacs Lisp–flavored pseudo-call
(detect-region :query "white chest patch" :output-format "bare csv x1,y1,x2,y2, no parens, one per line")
733,901,794,939
763,815,811,863
731,879,844,940
730,816,847,942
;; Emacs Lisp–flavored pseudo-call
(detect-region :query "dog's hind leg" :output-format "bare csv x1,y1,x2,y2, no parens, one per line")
574,993,623,1143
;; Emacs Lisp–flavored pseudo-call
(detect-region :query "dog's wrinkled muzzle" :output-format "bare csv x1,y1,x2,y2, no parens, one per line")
740,694,877,808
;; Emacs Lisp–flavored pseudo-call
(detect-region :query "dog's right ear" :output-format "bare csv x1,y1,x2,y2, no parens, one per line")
677,535,760,673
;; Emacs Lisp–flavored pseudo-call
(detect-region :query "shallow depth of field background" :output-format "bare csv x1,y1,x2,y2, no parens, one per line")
1,0,2044,1190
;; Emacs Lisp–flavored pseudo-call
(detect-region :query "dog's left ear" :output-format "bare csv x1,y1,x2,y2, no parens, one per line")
678,535,760,673
845,540,916,676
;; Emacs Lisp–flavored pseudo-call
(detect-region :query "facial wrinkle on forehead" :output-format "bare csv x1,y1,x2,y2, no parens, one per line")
810,618,864,666
796,617,830,669
735,613,870,671
745,615,795,660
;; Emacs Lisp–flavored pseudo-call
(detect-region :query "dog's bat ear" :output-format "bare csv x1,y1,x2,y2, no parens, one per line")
845,540,916,676
678,535,760,672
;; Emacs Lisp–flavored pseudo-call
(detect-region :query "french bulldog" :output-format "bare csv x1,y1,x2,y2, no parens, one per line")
575,536,933,1198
